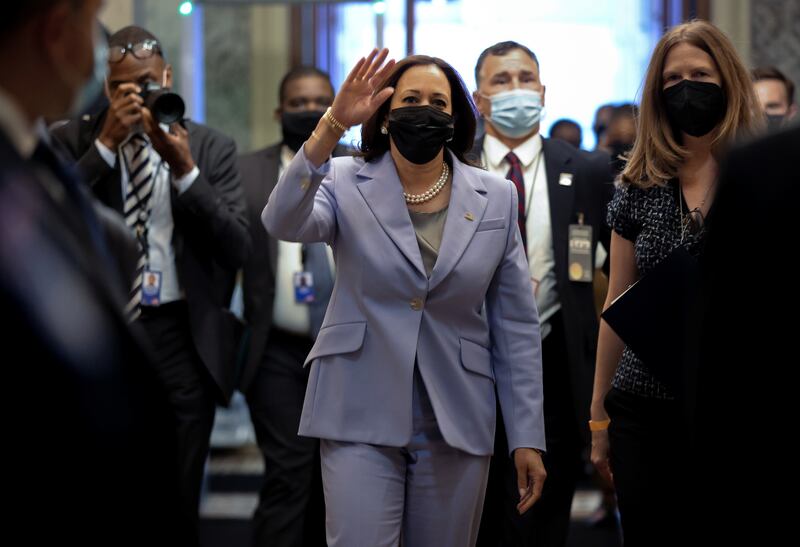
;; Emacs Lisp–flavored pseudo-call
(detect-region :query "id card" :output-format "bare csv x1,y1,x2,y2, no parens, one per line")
141,269,162,306
293,271,315,303
568,224,593,283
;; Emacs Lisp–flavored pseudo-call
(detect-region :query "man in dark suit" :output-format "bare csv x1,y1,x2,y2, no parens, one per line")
51,25,250,544
1,2,180,545
693,124,799,545
238,66,347,547
470,41,614,547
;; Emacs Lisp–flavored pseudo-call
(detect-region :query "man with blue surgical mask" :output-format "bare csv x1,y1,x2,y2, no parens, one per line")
472,41,614,547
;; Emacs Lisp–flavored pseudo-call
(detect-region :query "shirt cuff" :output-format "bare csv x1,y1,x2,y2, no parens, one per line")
174,165,200,195
94,139,117,167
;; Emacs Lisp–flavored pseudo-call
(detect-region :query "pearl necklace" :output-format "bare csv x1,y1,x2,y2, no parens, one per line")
403,162,449,204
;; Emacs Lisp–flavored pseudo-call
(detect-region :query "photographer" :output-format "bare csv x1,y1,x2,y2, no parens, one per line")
52,25,250,545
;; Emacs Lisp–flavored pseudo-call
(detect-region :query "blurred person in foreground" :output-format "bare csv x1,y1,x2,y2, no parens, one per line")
695,122,798,545
0,1,180,545
51,24,250,544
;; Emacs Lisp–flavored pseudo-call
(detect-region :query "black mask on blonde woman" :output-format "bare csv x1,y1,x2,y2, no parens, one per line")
387,106,455,164
663,80,726,138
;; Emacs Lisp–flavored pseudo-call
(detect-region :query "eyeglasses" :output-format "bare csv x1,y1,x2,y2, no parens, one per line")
108,40,162,63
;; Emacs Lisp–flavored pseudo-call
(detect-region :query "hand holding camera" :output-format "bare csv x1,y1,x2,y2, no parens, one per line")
98,82,144,150
98,80,193,178
142,107,195,179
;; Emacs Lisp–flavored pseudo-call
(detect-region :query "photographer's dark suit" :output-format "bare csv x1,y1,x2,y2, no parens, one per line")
471,135,614,547
238,142,347,547
52,111,250,543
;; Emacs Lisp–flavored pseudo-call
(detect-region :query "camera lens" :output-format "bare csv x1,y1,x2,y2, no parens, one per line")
141,84,185,125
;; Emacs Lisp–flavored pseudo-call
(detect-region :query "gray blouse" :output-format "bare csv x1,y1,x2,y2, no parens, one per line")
409,207,449,277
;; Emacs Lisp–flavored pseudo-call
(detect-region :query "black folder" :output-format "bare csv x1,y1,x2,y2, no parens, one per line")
601,246,700,391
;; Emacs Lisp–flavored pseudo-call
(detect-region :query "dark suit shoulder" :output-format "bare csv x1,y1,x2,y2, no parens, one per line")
580,147,611,166
186,120,237,150
542,135,574,153
237,142,281,201
50,112,104,157
238,142,281,168
727,124,799,170
543,138,614,188
716,125,799,208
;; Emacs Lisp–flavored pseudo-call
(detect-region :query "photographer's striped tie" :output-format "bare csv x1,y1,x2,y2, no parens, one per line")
122,134,154,321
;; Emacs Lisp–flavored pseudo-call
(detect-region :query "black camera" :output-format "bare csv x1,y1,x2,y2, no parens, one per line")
140,83,185,125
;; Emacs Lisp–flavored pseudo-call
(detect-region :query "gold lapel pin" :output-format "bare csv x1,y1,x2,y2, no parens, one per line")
464,212,475,221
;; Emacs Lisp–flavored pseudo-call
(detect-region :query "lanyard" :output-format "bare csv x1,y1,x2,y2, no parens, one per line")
524,149,544,217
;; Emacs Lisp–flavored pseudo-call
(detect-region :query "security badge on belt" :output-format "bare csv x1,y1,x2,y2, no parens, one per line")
568,212,593,283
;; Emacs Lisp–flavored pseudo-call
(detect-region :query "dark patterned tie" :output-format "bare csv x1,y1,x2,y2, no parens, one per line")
504,151,527,255
122,135,154,320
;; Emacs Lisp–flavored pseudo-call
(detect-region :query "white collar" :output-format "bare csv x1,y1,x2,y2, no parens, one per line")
483,132,542,169
0,86,38,159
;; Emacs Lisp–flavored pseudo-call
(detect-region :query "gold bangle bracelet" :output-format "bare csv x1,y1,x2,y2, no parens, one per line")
589,419,611,432
323,107,349,134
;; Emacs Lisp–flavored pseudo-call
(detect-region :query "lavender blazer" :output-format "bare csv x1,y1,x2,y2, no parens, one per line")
262,146,545,456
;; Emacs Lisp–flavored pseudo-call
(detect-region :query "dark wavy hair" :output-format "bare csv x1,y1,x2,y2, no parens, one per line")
360,55,478,165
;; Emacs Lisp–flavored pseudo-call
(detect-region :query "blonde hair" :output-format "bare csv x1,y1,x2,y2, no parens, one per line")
622,20,761,188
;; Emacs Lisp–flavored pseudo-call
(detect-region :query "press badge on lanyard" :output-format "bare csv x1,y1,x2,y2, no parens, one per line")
138,213,162,306
568,213,593,283
294,271,316,303
141,268,162,305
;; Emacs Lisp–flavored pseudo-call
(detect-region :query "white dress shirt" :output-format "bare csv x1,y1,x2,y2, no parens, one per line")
272,145,335,335
482,133,560,338
95,133,199,304
0,87,37,159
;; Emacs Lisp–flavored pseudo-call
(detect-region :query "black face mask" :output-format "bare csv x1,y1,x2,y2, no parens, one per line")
766,113,787,132
282,110,325,152
663,80,726,137
608,141,633,174
387,105,455,165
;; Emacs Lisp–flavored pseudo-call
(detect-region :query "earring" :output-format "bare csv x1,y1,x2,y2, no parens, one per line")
380,125,388,135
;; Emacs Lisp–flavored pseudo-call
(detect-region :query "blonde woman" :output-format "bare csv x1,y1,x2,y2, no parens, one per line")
590,20,760,546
